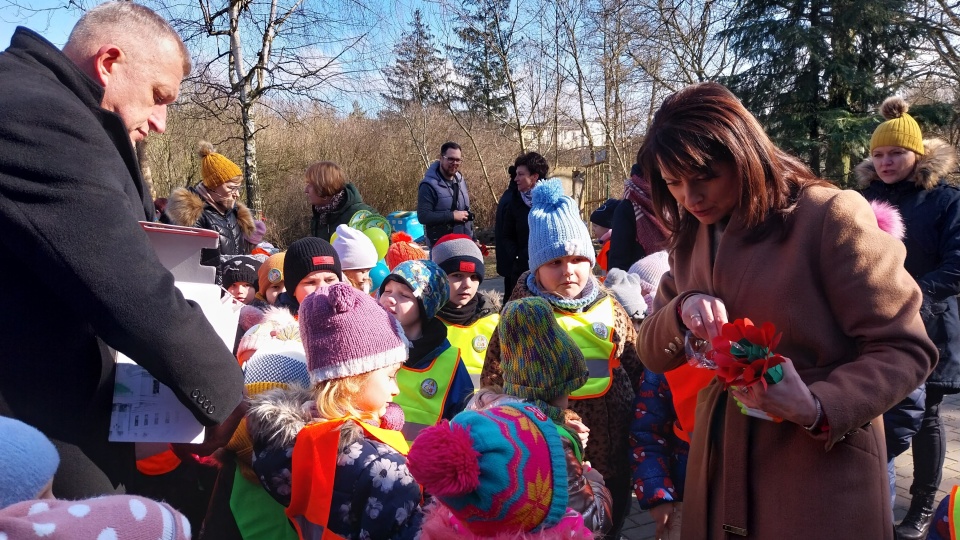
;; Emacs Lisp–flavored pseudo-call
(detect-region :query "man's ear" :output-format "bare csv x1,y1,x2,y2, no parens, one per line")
92,44,124,86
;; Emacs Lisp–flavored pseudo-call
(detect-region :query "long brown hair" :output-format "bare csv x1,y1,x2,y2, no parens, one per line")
637,82,833,249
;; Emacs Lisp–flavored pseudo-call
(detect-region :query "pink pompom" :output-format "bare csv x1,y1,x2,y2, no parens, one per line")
870,200,905,240
380,402,405,431
239,305,266,331
408,421,481,497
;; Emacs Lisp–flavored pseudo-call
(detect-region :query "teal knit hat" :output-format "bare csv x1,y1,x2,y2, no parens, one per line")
379,259,450,320
498,297,588,404
527,179,596,272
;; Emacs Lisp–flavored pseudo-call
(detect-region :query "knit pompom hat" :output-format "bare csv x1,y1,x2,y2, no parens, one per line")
284,237,342,293
431,233,485,283
257,252,286,299
527,179,596,272
243,347,310,395
333,224,379,270
871,97,924,155
498,297,588,404
198,140,243,189
385,232,427,270
407,404,569,536
0,417,60,508
221,255,263,292
299,283,409,381
0,495,191,540
627,250,670,291
379,259,450,321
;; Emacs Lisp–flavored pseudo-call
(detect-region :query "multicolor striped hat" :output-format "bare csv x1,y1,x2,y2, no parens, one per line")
379,259,450,321
407,404,569,535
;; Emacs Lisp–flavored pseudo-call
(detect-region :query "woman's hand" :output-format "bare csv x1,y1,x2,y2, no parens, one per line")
679,293,728,340
730,357,819,427
650,502,679,540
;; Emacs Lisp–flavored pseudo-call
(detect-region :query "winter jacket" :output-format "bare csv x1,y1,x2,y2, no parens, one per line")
464,391,613,535
883,384,926,459
858,138,960,392
247,386,424,539
0,28,243,496
418,161,473,245
608,200,647,271
480,273,644,535
310,183,374,242
638,186,936,539
163,186,255,265
629,368,688,511
494,180,531,296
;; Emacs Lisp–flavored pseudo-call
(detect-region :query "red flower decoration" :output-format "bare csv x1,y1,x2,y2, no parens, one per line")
709,318,785,390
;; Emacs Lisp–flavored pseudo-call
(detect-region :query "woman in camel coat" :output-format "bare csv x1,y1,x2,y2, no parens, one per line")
635,83,937,540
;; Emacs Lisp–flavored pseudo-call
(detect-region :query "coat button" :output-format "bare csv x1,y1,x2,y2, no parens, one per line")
203,399,211,408
191,389,200,398
207,405,216,415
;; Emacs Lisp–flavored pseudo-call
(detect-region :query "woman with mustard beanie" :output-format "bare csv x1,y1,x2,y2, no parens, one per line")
163,141,257,264
858,96,960,540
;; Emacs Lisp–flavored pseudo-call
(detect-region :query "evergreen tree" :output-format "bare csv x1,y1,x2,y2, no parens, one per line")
721,0,920,184
382,10,448,108
447,0,513,121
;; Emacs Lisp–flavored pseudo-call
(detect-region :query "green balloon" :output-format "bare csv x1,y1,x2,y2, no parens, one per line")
364,227,390,260
360,215,392,236
349,210,373,228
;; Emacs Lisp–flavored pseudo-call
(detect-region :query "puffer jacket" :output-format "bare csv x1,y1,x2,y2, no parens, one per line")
629,368,688,511
310,183,374,242
417,161,473,245
464,391,613,535
247,386,424,540
858,138,960,392
163,186,255,264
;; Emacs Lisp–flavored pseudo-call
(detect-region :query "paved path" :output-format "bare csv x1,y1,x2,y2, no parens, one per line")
480,277,960,539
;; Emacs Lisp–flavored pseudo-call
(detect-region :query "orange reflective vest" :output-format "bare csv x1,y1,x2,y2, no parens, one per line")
287,418,410,540
135,449,181,476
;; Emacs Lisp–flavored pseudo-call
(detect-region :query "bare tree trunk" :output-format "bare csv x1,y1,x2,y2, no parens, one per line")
240,102,263,216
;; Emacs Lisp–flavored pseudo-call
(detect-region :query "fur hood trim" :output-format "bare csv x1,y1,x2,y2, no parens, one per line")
164,186,256,237
478,289,503,313
855,138,958,190
246,385,365,453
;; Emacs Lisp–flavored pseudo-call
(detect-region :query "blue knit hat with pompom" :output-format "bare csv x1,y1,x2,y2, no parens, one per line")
0,417,60,508
527,179,596,272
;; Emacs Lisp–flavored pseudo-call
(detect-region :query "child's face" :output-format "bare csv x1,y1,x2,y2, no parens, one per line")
344,268,373,295
536,255,592,299
294,270,340,303
264,283,285,305
379,280,420,330
227,282,255,304
356,363,401,417
447,271,480,308
591,223,610,240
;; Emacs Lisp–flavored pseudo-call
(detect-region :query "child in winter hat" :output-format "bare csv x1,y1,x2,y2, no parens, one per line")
385,232,427,270
199,140,243,189
627,250,670,318
256,251,287,306
247,283,424,539
590,198,619,274
221,255,263,306
281,237,342,309
0,417,59,508
333,224,379,294
408,403,598,539
604,269,649,323
480,178,645,536
379,259,474,437
0,495,192,539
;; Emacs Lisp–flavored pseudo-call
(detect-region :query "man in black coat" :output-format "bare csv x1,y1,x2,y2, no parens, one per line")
0,3,243,497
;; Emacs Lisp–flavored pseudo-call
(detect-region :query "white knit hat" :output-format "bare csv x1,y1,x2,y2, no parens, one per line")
628,251,670,291
333,224,378,270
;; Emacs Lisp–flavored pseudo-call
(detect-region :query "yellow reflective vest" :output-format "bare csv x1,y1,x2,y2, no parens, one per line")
443,313,499,388
553,296,619,400
395,346,461,443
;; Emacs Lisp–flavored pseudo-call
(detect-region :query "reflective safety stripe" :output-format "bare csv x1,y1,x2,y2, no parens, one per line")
950,484,960,539
292,516,346,539
469,371,482,389
394,346,461,444
553,297,619,399
444,314,499,376
400,421,432,443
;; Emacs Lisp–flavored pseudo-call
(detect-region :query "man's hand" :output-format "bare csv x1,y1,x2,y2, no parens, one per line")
171,399,248,458
453,210,470,223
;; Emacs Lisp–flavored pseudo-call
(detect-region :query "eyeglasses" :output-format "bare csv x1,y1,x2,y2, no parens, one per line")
443,156,463,164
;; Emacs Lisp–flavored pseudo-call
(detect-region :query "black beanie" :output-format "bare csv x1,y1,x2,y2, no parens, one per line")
590,198,620,229
221,255,262,292
284,237,342,292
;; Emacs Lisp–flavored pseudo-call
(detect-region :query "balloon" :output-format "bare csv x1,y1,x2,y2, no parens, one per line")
369,260,390,293
349,210,373,228
364,227,390,260
359,215,392,236
329,231,338,244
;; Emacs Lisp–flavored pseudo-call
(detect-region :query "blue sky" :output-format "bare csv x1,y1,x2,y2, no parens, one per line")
0,1,80,47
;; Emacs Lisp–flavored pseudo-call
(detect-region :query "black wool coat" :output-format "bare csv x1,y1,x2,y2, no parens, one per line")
0,28,243,495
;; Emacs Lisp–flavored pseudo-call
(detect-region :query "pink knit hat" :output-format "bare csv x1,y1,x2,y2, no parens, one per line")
299,282,409,381
0,495,191,539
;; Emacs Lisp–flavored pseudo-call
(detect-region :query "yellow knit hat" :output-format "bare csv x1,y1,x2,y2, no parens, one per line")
870,97,924,155
198,140,243,188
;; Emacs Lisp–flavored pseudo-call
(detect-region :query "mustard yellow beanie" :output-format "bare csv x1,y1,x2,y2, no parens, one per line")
198,140,243,188
870,97,924,155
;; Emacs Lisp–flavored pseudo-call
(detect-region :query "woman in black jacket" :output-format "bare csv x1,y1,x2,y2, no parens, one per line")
496,152,547,298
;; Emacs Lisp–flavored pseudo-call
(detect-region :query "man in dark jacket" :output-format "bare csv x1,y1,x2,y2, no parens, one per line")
417,142,473,246
0,3,244,497
496,152,547,298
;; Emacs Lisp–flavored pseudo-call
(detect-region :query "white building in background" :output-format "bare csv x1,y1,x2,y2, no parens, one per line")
521,120,607,152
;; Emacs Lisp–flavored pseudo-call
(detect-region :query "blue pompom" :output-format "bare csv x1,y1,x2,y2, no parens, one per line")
531,178,565,210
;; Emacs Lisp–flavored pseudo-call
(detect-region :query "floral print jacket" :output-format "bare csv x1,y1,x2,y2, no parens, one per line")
247,386,424,539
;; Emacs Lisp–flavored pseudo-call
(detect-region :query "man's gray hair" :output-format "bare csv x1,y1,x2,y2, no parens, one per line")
64,2,191,75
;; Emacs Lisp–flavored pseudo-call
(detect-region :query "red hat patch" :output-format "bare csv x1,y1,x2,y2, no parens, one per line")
312,256,334,266
459,261,476,273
